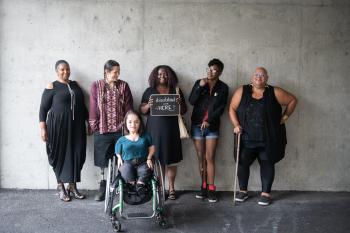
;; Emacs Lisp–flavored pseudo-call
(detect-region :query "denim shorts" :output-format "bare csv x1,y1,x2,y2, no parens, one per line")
191,124,219,140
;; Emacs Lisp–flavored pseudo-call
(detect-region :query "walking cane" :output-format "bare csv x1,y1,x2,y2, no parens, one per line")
233,133,241,205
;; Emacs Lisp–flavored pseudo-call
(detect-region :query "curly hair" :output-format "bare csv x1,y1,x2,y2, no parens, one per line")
148,65,178,88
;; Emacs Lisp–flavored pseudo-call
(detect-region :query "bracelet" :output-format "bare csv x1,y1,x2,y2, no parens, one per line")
282,114,289,121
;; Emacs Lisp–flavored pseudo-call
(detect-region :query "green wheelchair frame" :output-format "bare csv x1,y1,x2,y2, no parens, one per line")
104,156,167,232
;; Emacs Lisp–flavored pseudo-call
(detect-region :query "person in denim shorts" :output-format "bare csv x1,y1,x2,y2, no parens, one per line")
189,58,229,203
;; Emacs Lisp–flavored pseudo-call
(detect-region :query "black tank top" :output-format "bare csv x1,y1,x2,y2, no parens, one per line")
242,96,266,148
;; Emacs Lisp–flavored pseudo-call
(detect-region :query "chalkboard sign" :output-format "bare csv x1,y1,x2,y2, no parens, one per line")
150,94,180,116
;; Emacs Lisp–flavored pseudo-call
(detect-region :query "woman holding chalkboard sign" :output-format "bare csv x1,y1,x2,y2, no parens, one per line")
140,65,187,200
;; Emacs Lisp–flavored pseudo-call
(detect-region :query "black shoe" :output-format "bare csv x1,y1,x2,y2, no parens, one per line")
195,187,207,199
235,191,248,202
136,184,146,196
207,190,218,203
94,180,106,201
258,195,271,206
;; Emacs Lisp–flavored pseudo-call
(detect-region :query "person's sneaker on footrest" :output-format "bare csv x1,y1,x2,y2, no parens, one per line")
258,195,271,206
136,183,146,196
207,190,218,203
195,187,207,199
235,191,248,202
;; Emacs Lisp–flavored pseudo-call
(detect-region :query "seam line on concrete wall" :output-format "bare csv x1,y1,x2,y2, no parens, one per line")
297,5,303,134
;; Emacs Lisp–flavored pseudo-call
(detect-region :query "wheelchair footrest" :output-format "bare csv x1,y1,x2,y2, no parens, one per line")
127,212,149,218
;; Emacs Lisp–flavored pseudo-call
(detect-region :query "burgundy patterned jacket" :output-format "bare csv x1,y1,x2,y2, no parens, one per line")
89,79,133,134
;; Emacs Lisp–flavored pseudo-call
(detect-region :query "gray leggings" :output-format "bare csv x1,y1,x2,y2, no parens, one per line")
119,159,151,184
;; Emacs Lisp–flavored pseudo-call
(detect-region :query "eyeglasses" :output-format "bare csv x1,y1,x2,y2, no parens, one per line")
254,73,267,78
206,68,219,73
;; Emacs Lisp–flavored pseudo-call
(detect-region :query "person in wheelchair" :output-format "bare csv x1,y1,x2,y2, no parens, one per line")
115,110,155,197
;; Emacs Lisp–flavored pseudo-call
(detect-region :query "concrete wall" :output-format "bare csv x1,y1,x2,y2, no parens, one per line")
1,0,349,191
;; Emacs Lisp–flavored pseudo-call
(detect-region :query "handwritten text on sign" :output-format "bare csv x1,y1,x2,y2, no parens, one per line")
150,94,180,116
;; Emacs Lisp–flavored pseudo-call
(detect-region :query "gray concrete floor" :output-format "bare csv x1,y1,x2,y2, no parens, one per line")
0,189,349,233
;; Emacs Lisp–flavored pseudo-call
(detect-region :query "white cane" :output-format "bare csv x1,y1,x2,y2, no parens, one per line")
233,133,241,205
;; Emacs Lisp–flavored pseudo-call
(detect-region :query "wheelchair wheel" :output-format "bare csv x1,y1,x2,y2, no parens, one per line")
153,159,165,209
107,177,124,216
156,212,167,229
105,157,116,212
111,215,121,232
159,219,167,229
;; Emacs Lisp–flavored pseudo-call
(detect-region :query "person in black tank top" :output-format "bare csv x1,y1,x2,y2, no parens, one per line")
242,95,266,149
229,67,297,205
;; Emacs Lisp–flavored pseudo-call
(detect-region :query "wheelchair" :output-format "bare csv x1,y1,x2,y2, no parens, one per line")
104,156,167,232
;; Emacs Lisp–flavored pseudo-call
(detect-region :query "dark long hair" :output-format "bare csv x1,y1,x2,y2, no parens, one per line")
122,110,145,136
148,65,178,88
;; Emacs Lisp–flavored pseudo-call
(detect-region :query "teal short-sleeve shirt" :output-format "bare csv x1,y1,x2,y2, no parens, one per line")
115,133,153,161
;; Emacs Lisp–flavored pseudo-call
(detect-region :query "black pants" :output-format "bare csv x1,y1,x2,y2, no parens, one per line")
119,159,151,184
238,147,275,193
94,132,122,168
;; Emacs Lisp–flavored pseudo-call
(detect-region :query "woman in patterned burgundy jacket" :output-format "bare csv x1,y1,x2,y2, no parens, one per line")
89,60,133,201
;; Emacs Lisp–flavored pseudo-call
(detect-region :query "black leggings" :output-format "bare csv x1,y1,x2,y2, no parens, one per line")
238,147,275,193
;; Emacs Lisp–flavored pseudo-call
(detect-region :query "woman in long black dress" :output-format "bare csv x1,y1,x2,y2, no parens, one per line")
140,65,187,200
39,60,87,202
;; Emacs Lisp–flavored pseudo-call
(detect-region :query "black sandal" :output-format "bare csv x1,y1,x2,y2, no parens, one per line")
57,184,71,202
168,190,176,200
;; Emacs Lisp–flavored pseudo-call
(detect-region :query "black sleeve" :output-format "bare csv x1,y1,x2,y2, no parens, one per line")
39,89,54,122
141,87,151,103
124,82,134,112
188,79,205,105
178,87,187,115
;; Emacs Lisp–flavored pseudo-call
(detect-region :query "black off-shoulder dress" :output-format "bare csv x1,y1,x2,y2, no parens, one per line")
39,80,87,183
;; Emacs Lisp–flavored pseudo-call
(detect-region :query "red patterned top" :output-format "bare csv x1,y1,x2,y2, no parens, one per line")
89,79,133,134
105,85,118,132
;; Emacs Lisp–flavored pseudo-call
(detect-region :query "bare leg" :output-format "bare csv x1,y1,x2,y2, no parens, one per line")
167,165,178,200
205,139,218,185
193,139,207,185
167,165,177,192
